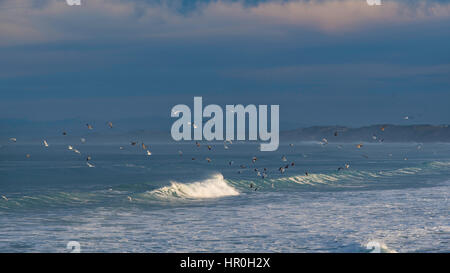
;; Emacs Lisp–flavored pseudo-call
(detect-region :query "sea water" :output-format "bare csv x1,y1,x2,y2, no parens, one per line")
0,142,448,252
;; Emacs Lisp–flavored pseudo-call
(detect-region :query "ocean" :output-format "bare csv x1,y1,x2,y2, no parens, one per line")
0,141,448,252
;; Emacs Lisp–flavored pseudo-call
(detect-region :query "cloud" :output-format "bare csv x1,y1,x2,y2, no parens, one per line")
1,0,450,45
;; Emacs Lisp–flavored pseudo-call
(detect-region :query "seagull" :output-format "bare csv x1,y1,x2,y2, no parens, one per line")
86,162,95,168
319,138,328,146
224,144,229,150
196,141,200,148
107,121,113,128
281,155,287,162
206,157,211,163
289,143,294,147
356,144,363,149
9,138,17,142
228,160,234,166
119,146,124,150
279,167,285,174
381,126,386,131
141,143,147,150
188,122,198,129
86,123,93,130
127,196,132,202
207,145,212,150
43,140,49,147
252,156,257,163
68,145,73,150
345,163,350,169
73,149,81,154
80,138,86,143
1,195,8,201
86,156,92,161
146,150,152,156
26,154,30,158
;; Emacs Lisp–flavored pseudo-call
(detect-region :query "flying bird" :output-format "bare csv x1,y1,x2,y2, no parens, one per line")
43,140,49,147
188,122,198,129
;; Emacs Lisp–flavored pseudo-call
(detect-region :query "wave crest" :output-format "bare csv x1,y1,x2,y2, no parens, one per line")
145,174,239,200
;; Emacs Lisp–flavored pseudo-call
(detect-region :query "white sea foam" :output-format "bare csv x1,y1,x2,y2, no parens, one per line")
147,174,239,200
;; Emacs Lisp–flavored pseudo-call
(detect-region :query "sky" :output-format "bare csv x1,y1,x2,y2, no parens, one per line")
0,0,449,134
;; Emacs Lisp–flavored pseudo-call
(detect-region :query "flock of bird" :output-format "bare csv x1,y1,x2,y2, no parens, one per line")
2,123,397,201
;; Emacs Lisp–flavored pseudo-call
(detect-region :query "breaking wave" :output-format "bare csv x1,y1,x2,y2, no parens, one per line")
143,174,239,200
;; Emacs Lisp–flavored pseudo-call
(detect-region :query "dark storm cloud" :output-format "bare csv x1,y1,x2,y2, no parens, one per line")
0,0,449,128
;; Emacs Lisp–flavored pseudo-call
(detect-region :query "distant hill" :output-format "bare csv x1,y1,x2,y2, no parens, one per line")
2,122,450,144
281,125,450,143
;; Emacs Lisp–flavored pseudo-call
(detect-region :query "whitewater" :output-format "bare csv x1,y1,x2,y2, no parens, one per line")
0,142,448,252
